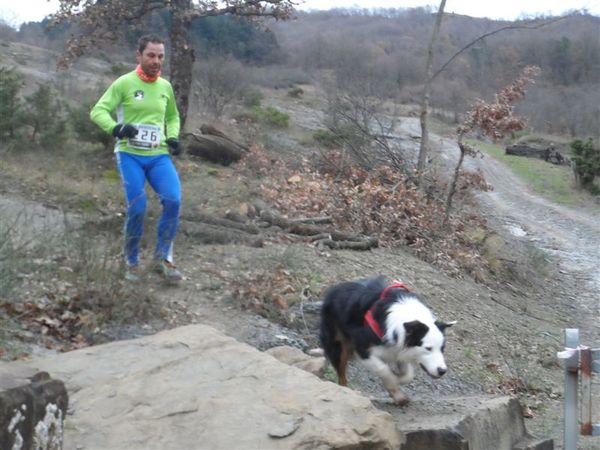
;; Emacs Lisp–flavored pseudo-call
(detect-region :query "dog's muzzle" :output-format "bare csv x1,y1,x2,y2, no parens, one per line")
421,364,447,378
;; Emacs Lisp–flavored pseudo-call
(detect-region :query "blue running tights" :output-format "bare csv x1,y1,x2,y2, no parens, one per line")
116,152,181,266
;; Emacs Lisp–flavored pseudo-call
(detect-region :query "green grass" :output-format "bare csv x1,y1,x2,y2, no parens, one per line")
468,139,580,206
323,366,338,383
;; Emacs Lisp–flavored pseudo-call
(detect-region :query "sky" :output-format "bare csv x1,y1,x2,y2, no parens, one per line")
0,0,599,28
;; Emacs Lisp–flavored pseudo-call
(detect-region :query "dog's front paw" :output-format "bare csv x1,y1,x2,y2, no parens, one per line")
389,388,410,406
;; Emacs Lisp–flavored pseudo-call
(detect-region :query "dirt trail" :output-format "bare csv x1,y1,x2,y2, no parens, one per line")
396,114,600,342
468,142,600,342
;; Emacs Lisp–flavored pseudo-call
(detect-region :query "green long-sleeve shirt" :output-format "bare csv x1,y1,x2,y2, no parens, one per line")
90,70,180,156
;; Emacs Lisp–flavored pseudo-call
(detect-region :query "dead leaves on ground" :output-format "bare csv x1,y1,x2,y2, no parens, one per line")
238,147,488,278
0,300,89,352
230,267,307,320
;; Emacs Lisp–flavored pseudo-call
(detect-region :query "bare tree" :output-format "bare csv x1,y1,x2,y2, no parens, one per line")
444,66,541,224
416,0,446,185
325,90,400,171
416,12,570,186
321,41,403,172
50,0,294,130
195,56,248,119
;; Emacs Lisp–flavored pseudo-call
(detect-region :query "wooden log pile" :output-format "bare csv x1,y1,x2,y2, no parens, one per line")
505,143,570,165
180,205,378,251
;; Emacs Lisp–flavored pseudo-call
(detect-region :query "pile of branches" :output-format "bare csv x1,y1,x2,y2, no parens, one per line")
239,147,488,278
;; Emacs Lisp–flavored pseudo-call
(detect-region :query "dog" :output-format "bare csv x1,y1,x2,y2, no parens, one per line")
319,276,455,405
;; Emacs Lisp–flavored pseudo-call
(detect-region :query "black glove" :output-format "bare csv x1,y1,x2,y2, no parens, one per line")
112,124,138,139
167,138,183,156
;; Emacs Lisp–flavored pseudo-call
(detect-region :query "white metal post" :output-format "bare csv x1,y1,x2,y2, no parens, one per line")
564,328,579,450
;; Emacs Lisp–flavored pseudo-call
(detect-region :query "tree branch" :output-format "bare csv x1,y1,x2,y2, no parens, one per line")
430,15,570,83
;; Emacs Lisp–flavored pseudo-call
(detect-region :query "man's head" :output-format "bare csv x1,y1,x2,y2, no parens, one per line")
136,35,165,77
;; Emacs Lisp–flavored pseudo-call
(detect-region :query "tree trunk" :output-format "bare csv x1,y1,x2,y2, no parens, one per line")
444,135,465,225
169,0,195,131
416,0,446,186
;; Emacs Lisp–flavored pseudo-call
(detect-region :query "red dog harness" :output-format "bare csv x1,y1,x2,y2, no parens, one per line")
364,281,410,340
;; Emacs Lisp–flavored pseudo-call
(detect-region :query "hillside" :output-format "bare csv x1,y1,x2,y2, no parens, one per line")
1,34,600,449
4,8,600,138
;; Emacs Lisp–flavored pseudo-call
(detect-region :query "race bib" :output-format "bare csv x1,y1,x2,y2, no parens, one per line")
127,124,161,150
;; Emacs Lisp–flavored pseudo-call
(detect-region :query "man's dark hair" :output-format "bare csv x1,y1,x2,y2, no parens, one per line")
138,34,165,53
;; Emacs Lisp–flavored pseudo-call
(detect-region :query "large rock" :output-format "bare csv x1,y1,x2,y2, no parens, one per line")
265,345,327,377
393,396,553,450
0,325,401,450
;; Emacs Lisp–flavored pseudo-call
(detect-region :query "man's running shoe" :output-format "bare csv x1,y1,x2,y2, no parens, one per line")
156,260,183,282
124,265,143,282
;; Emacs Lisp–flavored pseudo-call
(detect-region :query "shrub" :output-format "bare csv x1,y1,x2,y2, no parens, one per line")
0,213,27,297
0,67,24,140
288,86,304,98
242,88,263,108
195,56,249,119
571,138,600,194
68,101,113,151
22,83,68,149
313,129,339,148
256,106,289,128
233,106,290,128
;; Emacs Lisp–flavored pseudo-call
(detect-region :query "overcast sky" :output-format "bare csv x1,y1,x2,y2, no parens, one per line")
1,0,599,27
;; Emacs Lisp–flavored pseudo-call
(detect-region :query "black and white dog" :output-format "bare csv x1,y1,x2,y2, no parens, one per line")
320,276,455,405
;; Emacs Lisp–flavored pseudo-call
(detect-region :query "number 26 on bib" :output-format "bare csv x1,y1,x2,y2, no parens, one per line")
128,124,161,150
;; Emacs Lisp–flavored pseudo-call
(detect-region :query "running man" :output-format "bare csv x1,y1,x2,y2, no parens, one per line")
91,34,183,282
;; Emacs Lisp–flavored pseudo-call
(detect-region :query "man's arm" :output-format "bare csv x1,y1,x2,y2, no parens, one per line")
90,81,121,134
164,83,180,139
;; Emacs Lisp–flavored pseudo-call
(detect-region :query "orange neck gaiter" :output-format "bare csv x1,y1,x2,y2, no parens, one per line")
135,64,160,83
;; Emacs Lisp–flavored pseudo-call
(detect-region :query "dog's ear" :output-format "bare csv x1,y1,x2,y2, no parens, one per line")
403,320,429,347
435,320,457,333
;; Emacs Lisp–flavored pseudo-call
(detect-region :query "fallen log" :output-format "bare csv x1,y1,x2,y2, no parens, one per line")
259,209,290,229
259,209,377,248
287,216,333,225
182,132,246,166
505,143,546,158
315,237,378,251
179,220,263,247
200,124,249,153
181,211,260,234
505,143,570,165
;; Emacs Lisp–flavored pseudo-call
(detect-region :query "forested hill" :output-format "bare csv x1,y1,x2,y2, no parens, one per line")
1,7,599,137
271,9,600,138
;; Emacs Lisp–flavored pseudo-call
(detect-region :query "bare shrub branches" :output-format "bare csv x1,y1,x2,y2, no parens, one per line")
237,147,488,278
444,66,541,223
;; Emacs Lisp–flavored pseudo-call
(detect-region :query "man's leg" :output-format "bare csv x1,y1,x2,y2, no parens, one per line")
116,152,147,268
146,155,181,263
